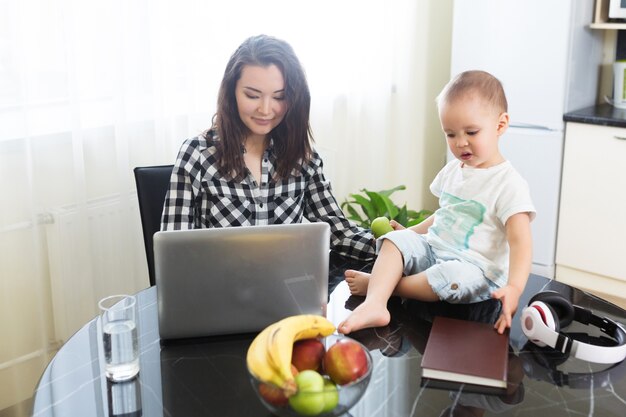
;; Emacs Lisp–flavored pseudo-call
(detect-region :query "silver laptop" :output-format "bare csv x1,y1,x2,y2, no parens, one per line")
153,222,330,340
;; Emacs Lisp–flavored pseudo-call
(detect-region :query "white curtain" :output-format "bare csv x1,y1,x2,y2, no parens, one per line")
0,0,451,411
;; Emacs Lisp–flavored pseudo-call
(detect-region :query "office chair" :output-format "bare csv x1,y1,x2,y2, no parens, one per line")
133,165,174,286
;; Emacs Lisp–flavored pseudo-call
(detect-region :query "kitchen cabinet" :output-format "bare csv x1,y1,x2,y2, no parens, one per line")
591,0,626,29
555,121,626,299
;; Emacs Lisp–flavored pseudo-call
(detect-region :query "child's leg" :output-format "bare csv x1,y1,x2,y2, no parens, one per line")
345,230,435,297
338,239,404,334
418,257,497,304
345,270,439,301
392,272,439,301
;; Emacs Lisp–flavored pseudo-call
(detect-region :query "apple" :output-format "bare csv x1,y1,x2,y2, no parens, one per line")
289,369,324,416
288,370,326,416
258,383,289,407
321,378,339,413
258,364,299,407
323,339,369,385
371,216,393,238
292,338,325,372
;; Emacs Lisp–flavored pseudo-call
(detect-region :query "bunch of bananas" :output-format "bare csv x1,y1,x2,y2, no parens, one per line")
247,314,336,396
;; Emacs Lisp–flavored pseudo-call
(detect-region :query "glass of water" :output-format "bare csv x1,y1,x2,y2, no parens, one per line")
99,294,139,381
106,376,142,416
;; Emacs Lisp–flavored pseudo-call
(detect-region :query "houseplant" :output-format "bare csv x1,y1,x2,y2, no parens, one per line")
341,185,431,228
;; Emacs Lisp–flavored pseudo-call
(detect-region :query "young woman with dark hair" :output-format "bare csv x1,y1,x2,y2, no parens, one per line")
161,34,375,260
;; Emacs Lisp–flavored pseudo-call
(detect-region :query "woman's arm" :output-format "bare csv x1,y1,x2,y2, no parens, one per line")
160,139,200,230
303,156,376,261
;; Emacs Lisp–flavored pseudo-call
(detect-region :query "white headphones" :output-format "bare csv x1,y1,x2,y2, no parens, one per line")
520,291,626,364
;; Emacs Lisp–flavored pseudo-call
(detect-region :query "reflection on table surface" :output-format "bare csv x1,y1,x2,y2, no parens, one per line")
32,252,626,417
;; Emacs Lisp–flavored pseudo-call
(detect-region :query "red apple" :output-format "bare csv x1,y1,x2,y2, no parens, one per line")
258,365,299,407
258,383,289,407
292,338,326,372
323,339,369,385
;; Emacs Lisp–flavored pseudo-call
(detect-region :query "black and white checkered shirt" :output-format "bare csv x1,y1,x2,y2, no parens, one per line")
161,133,376,261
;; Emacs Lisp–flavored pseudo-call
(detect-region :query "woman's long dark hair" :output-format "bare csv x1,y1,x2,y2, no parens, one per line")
210,34,313,180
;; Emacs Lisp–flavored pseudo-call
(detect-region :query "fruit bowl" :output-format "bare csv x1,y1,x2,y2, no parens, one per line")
248,334,373,417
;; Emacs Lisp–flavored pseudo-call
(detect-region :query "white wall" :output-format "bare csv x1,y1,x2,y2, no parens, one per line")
311,2,452,213
0,1,454,411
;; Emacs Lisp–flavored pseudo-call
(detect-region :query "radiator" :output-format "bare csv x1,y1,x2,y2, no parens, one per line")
45,194,148,343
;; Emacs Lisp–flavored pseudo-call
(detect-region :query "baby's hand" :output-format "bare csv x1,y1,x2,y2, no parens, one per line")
390,220,405,231
491,285,522,334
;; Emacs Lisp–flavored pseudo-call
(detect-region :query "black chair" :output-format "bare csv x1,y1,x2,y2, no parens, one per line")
134,165,174,286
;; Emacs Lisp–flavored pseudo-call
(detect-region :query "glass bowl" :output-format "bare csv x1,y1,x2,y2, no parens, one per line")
248,334,373,416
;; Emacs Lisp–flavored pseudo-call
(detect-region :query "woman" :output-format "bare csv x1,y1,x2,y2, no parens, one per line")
161,34,375,260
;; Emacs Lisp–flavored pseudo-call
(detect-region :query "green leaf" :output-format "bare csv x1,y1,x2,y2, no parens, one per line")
344,204,364,224
406,209,421,218
350,194,374,215
407,219,421,227
378,185,406,197
364,191,388,219
341,185,430,230
379,194,399,219
395,205,408,226
418,209,433,220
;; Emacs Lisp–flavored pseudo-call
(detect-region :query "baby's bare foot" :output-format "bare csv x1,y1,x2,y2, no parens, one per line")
344,269,371,296
337,300,390,334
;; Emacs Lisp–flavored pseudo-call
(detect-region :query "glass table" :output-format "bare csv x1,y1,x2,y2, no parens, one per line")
31,253,626,416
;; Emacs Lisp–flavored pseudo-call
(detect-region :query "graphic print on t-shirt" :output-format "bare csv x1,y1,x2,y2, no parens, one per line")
430,193,485,250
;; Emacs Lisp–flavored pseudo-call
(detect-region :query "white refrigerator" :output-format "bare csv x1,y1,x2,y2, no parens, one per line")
449,0,603,278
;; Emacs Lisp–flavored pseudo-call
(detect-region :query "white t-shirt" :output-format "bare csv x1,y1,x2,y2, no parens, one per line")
426,160,536,287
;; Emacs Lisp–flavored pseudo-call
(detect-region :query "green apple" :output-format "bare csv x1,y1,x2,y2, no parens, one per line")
288,370,325,415
371,216,393,238
321,378,339,413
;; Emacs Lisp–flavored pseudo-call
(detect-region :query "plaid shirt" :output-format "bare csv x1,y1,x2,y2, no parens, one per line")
161,133,376,261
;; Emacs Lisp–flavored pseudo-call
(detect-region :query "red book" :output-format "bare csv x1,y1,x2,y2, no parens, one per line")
420,316,509,394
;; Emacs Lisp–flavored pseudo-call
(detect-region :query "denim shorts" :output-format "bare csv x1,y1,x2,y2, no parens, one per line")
377,229,499,304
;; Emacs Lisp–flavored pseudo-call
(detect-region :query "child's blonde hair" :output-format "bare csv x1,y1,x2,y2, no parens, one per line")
436,70,508,114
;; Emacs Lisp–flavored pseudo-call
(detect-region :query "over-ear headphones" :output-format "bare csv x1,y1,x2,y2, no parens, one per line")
520,291,626,364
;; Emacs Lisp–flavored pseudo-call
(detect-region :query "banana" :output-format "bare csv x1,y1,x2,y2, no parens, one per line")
265,315,336,387
247,321,293,391
246,314,336,397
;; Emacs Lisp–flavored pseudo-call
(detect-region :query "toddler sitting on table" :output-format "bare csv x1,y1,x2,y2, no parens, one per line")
338,70,535,336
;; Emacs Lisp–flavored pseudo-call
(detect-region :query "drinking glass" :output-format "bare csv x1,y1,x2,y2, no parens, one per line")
106,377,142,416
99,294,139,381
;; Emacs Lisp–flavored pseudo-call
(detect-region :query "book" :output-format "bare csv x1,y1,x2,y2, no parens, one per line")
420,316,509,394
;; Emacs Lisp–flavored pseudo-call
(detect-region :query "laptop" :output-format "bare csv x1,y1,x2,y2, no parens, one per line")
153,222,330,340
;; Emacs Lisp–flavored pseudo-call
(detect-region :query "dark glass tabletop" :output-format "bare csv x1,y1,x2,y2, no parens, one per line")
31,252,626,416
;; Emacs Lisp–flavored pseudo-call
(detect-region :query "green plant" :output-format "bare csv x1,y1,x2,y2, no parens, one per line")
341,185,432,228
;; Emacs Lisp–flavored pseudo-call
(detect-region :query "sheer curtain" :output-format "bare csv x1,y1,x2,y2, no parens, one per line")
0,0,451,412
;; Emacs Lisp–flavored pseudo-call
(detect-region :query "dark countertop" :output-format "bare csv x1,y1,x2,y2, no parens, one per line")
31,253,626,417
564,103,626,128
